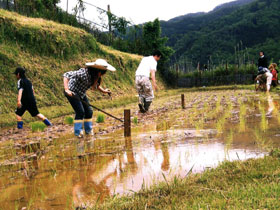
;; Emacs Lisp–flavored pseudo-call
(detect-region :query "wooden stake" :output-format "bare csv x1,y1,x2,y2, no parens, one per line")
124,109,131,137
181,94,185,109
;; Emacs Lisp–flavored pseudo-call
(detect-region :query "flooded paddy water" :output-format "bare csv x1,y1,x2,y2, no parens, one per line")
0,89,280,209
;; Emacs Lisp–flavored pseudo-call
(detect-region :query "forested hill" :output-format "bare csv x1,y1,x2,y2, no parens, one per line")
160,0,280,67
161,0,255,40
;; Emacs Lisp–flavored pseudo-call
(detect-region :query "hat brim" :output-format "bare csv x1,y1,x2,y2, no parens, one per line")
85,62,116,71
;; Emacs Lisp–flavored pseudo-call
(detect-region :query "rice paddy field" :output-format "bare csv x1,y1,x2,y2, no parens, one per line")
0,89,280,209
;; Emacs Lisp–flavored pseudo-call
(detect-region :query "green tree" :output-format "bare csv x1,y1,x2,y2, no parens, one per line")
142,19,174,75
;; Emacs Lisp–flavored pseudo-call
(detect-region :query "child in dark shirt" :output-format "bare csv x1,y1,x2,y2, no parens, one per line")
14,67,52,129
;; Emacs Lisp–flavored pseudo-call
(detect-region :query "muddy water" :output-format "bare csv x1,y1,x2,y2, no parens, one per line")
0,91,280,209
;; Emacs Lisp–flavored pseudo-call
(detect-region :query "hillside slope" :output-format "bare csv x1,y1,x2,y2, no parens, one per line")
161,0,280,66
161,0,255,45
0,9,163,125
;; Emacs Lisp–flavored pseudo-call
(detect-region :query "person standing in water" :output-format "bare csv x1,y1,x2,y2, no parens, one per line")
135,50,162,113
63,59,116,137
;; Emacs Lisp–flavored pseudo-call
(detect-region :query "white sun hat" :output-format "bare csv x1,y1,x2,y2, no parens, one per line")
85,59,116,72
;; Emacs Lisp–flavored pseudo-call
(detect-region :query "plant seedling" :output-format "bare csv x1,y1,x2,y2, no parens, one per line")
64,116,74,125
96,113,105,123
30,122,46,132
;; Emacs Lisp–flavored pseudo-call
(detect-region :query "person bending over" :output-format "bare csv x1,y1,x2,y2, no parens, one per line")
63,59,116,137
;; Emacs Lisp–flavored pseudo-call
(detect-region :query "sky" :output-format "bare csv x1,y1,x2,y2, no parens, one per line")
58,0,236,25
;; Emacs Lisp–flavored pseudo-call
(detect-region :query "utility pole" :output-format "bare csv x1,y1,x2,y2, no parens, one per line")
107,4,112,34
66,0,68,13
6,0,10,10
107,4,113,43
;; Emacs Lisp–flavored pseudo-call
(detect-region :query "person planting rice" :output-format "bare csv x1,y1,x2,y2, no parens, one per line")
63,59,116,137
255,51,273,92
255,69,273,92
135,50,162,113
14,67,52,129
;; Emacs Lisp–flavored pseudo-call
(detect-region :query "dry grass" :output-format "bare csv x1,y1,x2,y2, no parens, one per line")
0,9,86,35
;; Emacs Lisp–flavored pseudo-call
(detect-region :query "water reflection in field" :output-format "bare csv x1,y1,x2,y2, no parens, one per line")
0,91,280,209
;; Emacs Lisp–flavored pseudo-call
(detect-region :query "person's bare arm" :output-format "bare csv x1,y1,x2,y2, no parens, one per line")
97,85,111,95
151,70,158,91
63,77,72,96
17,89,23,108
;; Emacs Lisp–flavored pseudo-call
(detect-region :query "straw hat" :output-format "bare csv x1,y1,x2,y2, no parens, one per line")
85,59,116,72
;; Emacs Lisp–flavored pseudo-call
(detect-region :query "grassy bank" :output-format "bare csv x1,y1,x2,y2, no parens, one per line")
91,150,280,210
0,9,158,120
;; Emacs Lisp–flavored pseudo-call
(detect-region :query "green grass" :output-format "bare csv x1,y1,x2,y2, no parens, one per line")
30,121,46,132
133,117,138,125
91,151,280,210
64,116,74,125
96,113,105,123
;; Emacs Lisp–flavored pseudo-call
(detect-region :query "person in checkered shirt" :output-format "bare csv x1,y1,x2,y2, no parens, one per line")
63,59,116,137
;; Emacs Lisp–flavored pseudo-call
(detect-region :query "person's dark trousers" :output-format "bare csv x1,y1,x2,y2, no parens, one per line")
65,94,93,136
272,80,277,87
144,99,152,111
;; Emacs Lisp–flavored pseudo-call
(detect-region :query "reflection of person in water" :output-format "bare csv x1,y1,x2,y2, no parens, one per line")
160,142,170,171
72,137,140,209
152,134,170,171
266,94,275,116
21,142,41,180
72,153,117,209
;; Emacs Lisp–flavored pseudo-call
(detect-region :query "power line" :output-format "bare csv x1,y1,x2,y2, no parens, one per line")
83,1,107,13
76,15,108,30
82,1,134,26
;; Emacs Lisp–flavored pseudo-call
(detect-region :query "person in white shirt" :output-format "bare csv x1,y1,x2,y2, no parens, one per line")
135,50,162,113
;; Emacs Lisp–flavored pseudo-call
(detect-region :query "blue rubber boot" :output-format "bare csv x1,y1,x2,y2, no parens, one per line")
84,119,93,135
74,120,83,137
43,118,52,126
17,121,23,129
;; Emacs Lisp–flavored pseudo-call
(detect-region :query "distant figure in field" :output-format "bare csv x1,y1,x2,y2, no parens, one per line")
255,68,273,92
255,51,272,92
258,51,268,73
135,50,162,113
269,63,278,87
203,64,208,71
14,67,52,129
63,59,115,137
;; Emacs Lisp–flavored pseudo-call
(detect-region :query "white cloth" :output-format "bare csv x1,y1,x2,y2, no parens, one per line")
135,56,157,77
265,72,273,85
265,72,273,91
